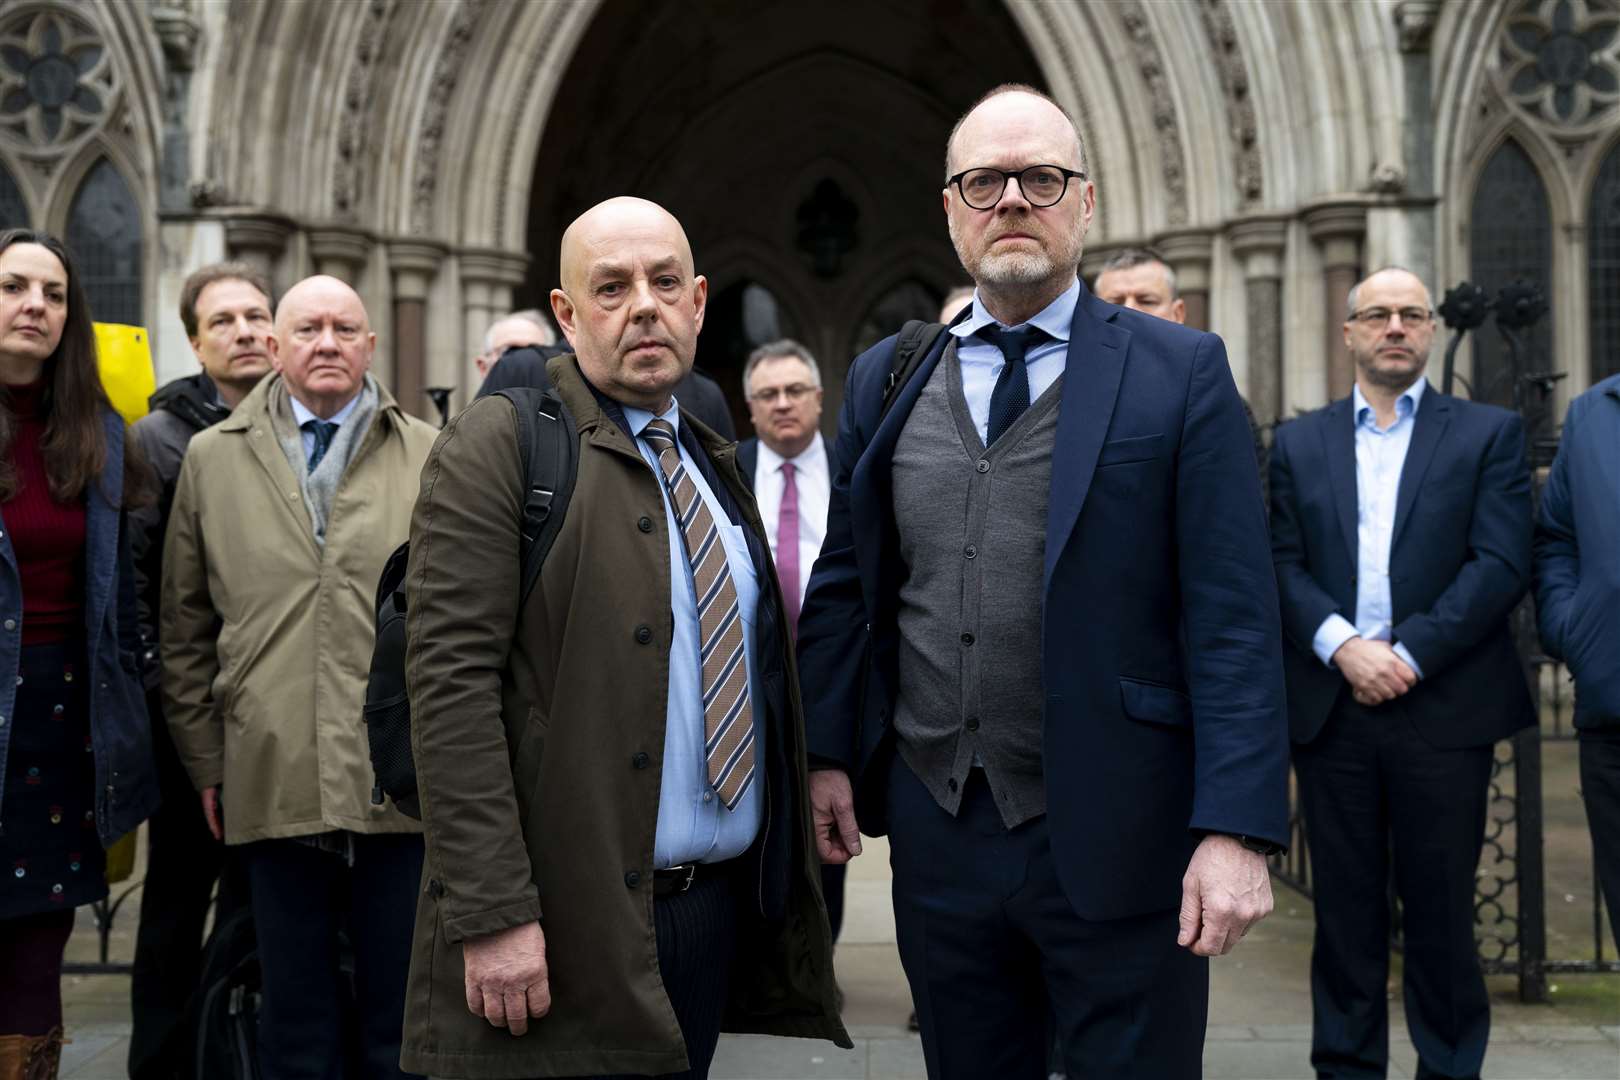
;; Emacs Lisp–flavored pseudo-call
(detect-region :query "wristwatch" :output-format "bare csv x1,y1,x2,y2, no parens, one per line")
1232,833,1285,857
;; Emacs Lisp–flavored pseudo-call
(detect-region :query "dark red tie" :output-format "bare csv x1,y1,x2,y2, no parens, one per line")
777,461,800,637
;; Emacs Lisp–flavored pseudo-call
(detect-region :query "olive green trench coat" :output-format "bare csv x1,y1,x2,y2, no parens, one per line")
399,357,848,1078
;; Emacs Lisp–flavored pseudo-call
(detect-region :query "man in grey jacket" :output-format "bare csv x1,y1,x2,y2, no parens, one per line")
126,262,272,1080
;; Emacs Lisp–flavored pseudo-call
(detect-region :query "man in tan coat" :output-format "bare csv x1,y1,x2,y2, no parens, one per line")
399,197,847,1079
163,275,437,1080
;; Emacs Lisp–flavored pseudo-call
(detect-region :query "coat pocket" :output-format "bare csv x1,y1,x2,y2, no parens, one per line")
1119,676,1193,728
1097,433,1163,468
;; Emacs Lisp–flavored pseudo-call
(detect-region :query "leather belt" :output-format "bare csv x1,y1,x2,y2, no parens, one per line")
653,862,724,896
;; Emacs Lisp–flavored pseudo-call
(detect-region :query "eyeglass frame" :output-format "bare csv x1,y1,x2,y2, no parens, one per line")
947,164,1088,211
1346,306,1435,328
748,383,819,405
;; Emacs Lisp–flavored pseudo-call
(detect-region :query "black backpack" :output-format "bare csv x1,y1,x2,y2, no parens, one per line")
882,319,949,420
363,387,578,819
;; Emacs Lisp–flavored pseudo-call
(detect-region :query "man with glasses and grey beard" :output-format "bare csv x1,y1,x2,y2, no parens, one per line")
1270,267,1534,1080
797,84,1288,1077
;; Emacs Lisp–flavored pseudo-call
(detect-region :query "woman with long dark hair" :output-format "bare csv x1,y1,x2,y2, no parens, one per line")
0,229,158,1076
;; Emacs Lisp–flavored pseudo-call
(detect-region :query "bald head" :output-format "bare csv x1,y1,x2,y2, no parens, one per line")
270,274,376,418
945,85,1086,181
550,197,708,412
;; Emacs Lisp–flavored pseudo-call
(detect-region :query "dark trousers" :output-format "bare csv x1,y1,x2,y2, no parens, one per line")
886,755,1206,1080
129,696,230,1080
1294,697,1494,1080
564,866,739,1080
0,907,75,1033
1579,732,1620,947
244,833,424,1080
820,862,846,943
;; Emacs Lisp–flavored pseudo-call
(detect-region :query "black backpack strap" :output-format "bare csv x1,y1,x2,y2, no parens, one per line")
880,319,948,422
495,387,578,604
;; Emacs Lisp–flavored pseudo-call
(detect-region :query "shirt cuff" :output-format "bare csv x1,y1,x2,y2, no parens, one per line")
1313,614,1360,668
1392,641,1424,680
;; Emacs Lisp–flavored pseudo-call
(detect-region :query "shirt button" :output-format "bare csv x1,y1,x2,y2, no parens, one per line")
965,717,980,731
635,625,653,644
976,460,990,474
947,778,959,793
631,752,650,770
3,619,14,631
963,545,977,559
960,632,975,646
702,791,714,804
638,516,654,533
624,870,642,888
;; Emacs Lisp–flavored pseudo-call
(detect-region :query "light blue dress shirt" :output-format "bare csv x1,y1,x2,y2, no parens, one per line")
949,277,1078,443
289,389,362,461
623,401,764,868
1311,381,1427,677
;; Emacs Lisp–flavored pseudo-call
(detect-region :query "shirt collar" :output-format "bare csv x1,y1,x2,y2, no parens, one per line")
758,430,825,472
622,398,682,440
1352,378,1427,427
951,276,1080,345
290,384,363,429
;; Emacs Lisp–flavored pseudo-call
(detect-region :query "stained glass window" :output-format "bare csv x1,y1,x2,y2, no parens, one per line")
0,160,25,228
64,157,141,326
1469,140,1554,406
1590,142,1620,382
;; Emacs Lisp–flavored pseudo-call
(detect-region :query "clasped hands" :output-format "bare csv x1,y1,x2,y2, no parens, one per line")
808,768,1271,957
1330,635,1417,707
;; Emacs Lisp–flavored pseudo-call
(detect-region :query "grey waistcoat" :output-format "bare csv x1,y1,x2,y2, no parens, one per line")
891,339,1061,828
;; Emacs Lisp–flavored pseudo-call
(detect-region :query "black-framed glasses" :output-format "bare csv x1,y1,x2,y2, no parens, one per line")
1348,306,1433,327
949,164,1086,210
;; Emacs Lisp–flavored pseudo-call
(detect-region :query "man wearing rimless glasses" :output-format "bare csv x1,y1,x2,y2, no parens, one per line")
797,84,1288,1078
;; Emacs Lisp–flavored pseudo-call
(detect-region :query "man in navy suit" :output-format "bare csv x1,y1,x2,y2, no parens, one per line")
1270,267,1534,1079
734,339,849,957
796,83,1289,1079
1534,373,1620,961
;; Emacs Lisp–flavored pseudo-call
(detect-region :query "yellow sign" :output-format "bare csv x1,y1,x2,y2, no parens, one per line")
93,322,156,424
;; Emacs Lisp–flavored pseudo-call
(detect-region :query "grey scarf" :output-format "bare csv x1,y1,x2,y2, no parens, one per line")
269,375,380,546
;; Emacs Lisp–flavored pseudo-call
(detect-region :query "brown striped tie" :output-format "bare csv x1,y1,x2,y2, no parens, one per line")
641,419,755,809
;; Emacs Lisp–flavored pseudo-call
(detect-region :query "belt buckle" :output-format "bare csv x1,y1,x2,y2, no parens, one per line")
675,863,696,893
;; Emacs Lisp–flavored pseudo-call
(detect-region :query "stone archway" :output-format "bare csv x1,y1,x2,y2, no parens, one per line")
517,0,1045,430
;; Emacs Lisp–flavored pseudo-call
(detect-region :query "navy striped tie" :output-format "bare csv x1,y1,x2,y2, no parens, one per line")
642,419,755,810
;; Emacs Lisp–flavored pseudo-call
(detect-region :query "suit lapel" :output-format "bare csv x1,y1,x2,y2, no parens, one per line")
1390,388,1449,551
1319,399,1359,567
1042,294,1129,589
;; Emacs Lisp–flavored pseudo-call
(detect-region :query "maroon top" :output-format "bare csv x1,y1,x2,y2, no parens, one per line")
2,380,87,646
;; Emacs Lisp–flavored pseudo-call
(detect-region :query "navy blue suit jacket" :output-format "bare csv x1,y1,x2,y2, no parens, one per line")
1535,374,1620,730
1270,387,1535,747
735,437,841,495
796,282,1289,922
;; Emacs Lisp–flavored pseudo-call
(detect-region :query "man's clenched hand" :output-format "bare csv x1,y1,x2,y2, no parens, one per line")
1177,834,1273,957
1331,636,1417,705
463,921,550,1035
809,768,863,863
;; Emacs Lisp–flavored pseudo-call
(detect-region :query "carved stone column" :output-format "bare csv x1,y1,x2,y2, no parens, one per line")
1304,201,1368,400
222,214,294,281
389,240,448,419
1227,214,1290,427
458,248,530,400
1156,228,1216,331
308,225,374,284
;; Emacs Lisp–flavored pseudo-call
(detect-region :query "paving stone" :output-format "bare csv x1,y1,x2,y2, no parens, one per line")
864,1035,929,1080
1508,1023,1615,1042
709,1034,865,1079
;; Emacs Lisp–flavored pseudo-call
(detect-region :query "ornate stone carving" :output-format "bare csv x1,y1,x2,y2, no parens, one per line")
1199,0,1263,208
1026,1,1104,199
333,0,394,219
152,5,200,72
1395,0,1443,53
1494,0,1619,131
410,0,488,236
1367,161,1408,194
0,5,120,158
189,178,228,208
1117,1,1189,226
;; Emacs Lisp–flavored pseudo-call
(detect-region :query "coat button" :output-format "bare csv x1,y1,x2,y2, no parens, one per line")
635,625,653,644
976,460,990,474
963,544,977,559
960,632,975,646
947,778,959,793
624,870,642,888
427,879,445,898
965,717,980,731
631,752,650,769
638,516,654,533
